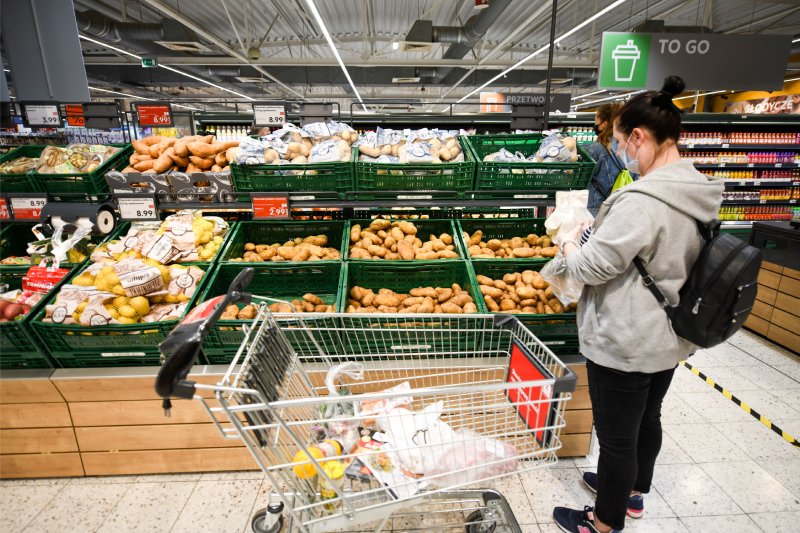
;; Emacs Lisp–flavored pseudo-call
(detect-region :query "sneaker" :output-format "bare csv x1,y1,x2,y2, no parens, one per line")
552,505,621,533
582,472,645,519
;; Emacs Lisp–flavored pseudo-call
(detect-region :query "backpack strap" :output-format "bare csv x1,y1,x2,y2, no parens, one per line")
633,257,672,311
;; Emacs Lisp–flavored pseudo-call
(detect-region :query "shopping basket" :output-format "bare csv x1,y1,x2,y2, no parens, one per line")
156,268,576,533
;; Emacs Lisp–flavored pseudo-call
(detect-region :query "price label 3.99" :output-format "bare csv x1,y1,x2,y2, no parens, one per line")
10,197,47,220
118,196,158,221
253,194,290,219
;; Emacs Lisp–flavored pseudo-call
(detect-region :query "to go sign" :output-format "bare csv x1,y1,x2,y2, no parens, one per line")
658,39,710,55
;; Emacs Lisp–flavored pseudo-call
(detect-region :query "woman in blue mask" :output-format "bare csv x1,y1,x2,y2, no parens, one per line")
585,103,628,216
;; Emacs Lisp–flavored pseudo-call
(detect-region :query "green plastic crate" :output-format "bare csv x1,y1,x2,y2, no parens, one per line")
463,134,596,192
193,262,344,363
343,219,464,261
0,145,43,192
217,220,347,264
30,262,211,367
230,148,355,198
32,144,133,197
0,267,56,369
354,138,474,198
0,222,113,271
456,218,553,265
468,260,578,356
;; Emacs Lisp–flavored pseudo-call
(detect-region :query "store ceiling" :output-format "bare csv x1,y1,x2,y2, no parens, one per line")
6,0,800,110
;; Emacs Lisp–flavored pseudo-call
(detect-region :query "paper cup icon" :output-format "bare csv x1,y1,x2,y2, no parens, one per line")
612,40,641,82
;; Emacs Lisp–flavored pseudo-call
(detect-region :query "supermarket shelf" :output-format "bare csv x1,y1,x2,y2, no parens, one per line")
720,221,754,226
680,144,800,151
723,180,800,187
721,199,798,205
694,163,800,170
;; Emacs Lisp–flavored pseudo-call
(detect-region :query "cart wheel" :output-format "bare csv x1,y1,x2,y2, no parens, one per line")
251,509,283,533
465,510,497,533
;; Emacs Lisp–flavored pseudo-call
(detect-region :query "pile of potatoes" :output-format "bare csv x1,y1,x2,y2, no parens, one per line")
359,135,463,163
463,230,559,259
219,293,334,318
477,271,575,315
124,135,239,174
230,235,340,263
347,285,477,314
349,219,459,260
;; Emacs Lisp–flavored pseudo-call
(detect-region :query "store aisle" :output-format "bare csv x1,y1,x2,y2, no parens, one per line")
1,330,798,533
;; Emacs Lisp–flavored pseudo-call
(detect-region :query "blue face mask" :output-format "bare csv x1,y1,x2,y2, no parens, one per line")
619,139,640,175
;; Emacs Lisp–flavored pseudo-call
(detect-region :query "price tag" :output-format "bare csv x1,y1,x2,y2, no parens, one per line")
65,104,86,127
759,200,767,204
687,143,694,149
252,105,285,127
722,143,730,148
753,181,761,186
747,163,754,168
0,198,9,221
719,163,726,168
791,200,797,204
252,194,290,219
136,103,173,127
10,197,47,220
118,196,158,221
22,104,61,127
775,163,782,168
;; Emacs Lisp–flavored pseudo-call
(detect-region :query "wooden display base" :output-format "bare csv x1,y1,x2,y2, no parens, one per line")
745,260,800,353
0,361,592,479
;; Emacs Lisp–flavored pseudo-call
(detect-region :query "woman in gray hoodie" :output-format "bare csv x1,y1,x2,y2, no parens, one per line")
552,76,725,533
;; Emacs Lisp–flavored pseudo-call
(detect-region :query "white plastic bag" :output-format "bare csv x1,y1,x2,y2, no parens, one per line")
544,190,594,240
539,253,584,306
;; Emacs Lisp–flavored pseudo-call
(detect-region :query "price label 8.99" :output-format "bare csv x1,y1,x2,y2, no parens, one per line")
252,105,285,127
10,197,47,220
118,196,159,221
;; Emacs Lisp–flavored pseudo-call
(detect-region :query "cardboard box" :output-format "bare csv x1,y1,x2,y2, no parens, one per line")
167,172,236,203
106,172,174,202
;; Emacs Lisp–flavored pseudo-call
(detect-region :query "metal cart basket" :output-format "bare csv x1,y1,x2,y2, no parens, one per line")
156,268,576,533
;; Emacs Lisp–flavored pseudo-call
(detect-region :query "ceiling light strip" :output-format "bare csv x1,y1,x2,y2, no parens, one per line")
571,89,606,101
303,0,368,112
672,90,727,101
442,0,630,113
573,90,646,109
89,86,202,111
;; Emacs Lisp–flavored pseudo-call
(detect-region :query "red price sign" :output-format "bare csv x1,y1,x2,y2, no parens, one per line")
0,198,10,221
252,195,290,219
10,197,47,220
65,104,86,127
136,103,173,127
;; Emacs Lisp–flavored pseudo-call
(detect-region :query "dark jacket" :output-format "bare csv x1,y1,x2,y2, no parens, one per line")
586,140,626,214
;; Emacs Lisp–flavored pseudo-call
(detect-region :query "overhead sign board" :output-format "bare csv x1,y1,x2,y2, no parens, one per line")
480,93,571,113
599,32,792,91
136,103,173,127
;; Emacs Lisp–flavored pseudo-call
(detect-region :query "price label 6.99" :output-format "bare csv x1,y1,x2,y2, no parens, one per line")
10,197,47,220
118,196,159,221
253,194,290,219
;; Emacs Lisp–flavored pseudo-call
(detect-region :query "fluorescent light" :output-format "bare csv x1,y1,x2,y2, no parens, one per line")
571,89,606,101
303,0,367,112
793,38,800,43
785,76,800,82
3,69,9,73
392,42,400,50
442,0,630,112
672,90,726,101
88,86,201,111
574,90,645,109
81,34,254,101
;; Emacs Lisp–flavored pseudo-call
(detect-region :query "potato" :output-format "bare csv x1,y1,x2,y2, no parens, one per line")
417,298,435,313
189,156,214,170
370,219,391,231
500,299,516,311
516,286,536,300
437,289,453,303
350,224,362,243
521,271,536,285
468,245,482,256
484,294,500,312
480,285,503,299
441,302,462,314
512,247,536,258
132,139,150,155
469,230,483,246
397,221,417,235
187,142,218,158
350,247,371,259
476,275,494,286
133,159,154,171
463,302,478,313
367,245,387,258
374,294,401,307
440,233,453,245
437,250,458,259
486,239,503,251
503,273,518,284
415,251,438,260
397,241,415,260
410,287,437,299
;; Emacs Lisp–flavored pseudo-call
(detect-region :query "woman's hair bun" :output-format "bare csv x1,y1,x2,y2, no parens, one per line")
661,75,686,98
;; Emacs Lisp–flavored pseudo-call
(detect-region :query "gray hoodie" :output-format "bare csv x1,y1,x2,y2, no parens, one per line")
565,160,724,373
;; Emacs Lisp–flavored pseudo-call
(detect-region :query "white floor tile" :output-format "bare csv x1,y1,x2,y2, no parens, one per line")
519,525,542,533
677,391,751,424
622,517,689,532
733,365,800,390
680,514,761,533
663,423,750,463
773,388,800,406
726,330,774,349
0,484,65,533
489,473,538,526
199,470,265,481
654,433,694,465
0,478,72,487
660,394,706,425
135,473,203,483
700,460,800,513
774,363,800,382
24,482,131,533
761,458,800,497
572,467,676,520
715,419,800,461
652,463,743,517
669,367,715,394
68,475,139,485
97,481,197,533
771,418,800,441
750,510,800,532
519,466,588,523
692,366,762,391
736,390,800,421
699,343,761,366
736,343,800,367
171,480,262,533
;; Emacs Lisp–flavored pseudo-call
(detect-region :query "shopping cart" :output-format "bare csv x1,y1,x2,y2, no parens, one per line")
156,268,576,533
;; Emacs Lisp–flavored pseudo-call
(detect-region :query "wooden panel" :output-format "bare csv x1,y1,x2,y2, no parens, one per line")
772,309,800,334
556,433,591,458
775,292,800,317
569,387,590,410
0,453,84,479
70,399,212,427
779,275,800,298
0,428,78,454
81,447,258,476
783,266,800,280
767,324,800,354
0,402,72,429
752,299,774,321
75,423,243,452
52,374,224,402
744,314,771,337
761,260,784,274
0,379,62,404
756,284,779,306
563,409,592,435
758,268,782,290
568,364,587,387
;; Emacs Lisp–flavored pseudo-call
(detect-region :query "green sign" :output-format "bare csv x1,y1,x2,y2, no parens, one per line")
599,33,651,90
141,57,158,68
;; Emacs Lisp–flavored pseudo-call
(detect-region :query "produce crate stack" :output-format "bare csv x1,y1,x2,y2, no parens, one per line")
0,145,43,192
0,267,56,369
33,144,133,197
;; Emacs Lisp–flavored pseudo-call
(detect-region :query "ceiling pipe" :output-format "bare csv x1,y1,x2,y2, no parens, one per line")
75,10,197,48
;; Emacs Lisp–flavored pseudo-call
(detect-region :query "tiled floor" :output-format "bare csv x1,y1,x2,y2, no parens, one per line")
1,329,798,532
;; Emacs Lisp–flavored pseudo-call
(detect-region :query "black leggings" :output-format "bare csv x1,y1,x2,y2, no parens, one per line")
586,359,676,531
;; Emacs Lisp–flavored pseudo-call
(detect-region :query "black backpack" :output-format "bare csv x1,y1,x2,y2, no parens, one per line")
633,220,762,348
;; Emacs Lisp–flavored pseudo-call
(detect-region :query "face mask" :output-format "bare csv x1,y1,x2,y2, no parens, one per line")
619,139,640,175
593,124,602,135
